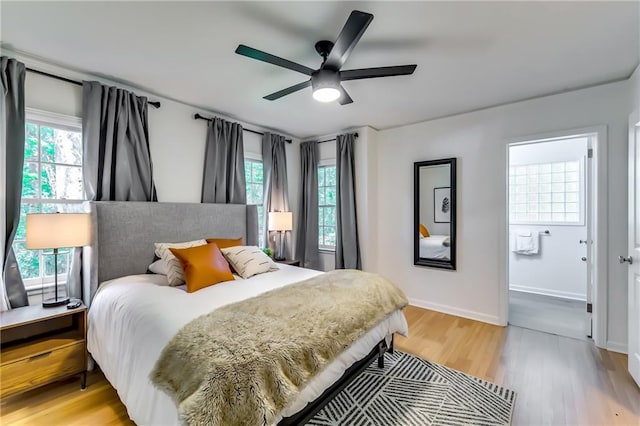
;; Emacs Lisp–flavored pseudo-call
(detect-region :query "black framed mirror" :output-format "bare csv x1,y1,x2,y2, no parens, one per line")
414,158,457,269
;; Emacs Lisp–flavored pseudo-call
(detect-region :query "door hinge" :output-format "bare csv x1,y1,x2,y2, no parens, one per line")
587,148,593,158
587,303,592,313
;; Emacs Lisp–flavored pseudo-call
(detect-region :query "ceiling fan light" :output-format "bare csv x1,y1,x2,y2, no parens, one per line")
311,69,341,103
313,87,341,102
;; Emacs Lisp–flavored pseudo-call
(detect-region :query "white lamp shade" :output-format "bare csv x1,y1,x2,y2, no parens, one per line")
26,213,92,249
268,211,293,231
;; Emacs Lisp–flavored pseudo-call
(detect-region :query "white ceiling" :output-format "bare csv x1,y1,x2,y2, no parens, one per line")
1,1,638,138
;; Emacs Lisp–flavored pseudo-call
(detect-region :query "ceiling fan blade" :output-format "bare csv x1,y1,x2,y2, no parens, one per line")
236,44,314,76
323,10,373,71
338,85,353,105
340,65,417,81
263,80,312,101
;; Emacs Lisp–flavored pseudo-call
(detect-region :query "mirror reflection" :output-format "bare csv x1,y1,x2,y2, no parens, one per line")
414,158,456,269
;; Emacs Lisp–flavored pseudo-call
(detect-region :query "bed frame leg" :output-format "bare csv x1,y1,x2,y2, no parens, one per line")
377,341,386,368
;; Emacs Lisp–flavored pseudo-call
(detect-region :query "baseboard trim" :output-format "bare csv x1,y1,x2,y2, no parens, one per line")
509,285,587,302
409,298,503,326
606,341,628,354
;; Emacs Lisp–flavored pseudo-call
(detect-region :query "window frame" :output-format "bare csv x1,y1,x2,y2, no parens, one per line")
244,153,265,248
15,109,83,292
318,160,337,252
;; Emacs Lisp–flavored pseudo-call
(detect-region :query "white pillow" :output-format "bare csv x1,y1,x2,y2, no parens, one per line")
221,246,279,279
154,239,207,286
148,259,169,276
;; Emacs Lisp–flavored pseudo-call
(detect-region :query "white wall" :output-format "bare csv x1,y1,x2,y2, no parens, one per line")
375,80,629,351
419,165,451,236
508,138,588,301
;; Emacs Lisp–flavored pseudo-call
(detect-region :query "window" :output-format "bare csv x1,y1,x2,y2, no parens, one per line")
509,160,583,224
13,111,83,291
244,158,265,247
318,164,337,250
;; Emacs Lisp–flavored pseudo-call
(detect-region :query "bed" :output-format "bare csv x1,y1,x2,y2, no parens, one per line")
84,201,408,426
419,234,450,259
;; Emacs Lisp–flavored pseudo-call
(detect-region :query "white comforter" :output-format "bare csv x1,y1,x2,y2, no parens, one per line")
88,265,408,425
419,235,451,259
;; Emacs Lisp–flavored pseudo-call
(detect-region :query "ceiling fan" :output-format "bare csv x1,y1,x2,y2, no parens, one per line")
235,10,417,105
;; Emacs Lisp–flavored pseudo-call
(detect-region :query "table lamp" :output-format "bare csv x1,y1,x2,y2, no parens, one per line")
26,213,91,307
268,211,292,261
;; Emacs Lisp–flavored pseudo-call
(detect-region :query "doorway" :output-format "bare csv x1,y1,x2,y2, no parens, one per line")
507,133,596,339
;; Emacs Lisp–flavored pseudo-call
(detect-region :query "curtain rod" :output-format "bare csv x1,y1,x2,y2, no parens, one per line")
26,67,161,108
317,133,359,144
193,113,292,144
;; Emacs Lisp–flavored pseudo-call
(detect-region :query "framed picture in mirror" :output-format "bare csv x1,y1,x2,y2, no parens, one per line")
433,187,451,223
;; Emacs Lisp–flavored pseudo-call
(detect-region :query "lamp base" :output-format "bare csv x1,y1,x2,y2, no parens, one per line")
42,296,70,308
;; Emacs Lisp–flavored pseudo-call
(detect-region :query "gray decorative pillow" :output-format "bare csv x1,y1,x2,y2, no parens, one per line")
221,246,279,279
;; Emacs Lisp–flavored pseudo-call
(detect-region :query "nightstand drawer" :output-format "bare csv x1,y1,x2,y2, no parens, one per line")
0,341,85,398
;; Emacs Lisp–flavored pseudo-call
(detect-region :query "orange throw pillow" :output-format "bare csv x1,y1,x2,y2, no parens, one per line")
419,223,430,238
169,243,234,293
205,237,243,249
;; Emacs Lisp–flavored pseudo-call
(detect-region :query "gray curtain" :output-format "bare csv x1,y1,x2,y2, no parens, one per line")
263,132,291,258
82,81,157,201
72,81,157,301
1,57,28,308
201,117,246,204
295,141,320,269
335,133,361,270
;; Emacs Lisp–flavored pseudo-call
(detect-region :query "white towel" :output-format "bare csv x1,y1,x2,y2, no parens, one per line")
512,230,539,255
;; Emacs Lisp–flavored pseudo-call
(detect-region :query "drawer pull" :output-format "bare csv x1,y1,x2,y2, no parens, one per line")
29,351,52,361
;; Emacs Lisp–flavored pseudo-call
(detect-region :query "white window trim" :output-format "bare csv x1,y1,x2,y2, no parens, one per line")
244,151,263,161
319,158,335,167
318,162,337,251
26,107,81,128
16,111,83,291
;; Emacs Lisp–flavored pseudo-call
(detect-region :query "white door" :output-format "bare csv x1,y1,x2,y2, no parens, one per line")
626,110,640,387
585,141,593,337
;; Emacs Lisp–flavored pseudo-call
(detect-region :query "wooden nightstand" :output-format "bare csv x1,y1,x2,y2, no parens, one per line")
0,304,87,399
275,259,300,267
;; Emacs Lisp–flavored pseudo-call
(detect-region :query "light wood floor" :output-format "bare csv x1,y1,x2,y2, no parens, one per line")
1,305,638,425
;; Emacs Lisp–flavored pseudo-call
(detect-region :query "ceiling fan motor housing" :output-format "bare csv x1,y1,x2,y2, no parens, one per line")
315,40,335,61
311,69,340,91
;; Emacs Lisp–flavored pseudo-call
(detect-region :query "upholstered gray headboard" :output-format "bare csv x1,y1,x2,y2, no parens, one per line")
84,201,258,305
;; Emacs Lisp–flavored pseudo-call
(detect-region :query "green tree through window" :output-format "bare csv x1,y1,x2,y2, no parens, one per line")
318,165,337,249
244,158,265,247
13,115,83,290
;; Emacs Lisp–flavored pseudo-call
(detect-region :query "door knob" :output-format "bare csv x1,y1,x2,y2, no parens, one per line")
579,240,588,244
618,256,633,264
581,257,587,262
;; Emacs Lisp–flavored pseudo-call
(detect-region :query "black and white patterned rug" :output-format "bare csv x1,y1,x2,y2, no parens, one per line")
308,351,516,426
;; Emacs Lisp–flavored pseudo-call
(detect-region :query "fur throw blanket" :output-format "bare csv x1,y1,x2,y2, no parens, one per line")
150,270,408,426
